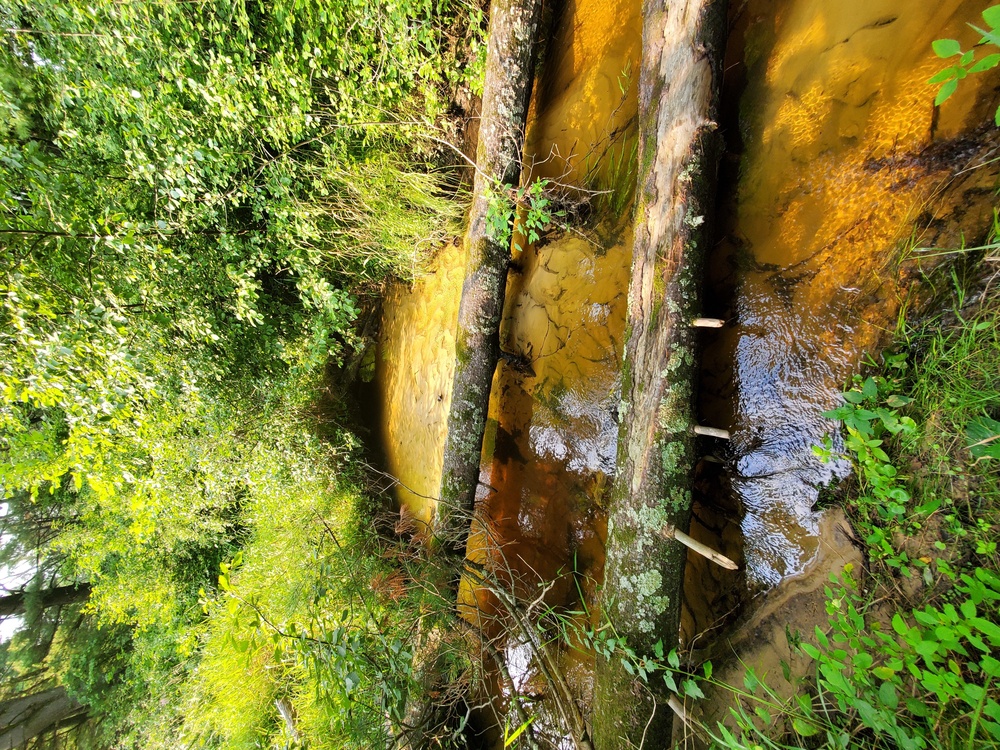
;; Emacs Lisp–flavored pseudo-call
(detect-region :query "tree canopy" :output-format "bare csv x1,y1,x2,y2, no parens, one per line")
0,0,482,746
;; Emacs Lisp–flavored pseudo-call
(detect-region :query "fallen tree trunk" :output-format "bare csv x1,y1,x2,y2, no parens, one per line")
435,0,544,552
399,3,545,745
592,0,727,747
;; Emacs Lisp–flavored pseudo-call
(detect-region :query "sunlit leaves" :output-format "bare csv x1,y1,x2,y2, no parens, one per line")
0,0,482,746
932,39,962,58
929,6,1000,124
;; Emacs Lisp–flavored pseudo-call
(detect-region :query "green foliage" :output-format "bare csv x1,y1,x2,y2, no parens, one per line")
930,5,1000,125
816,375,918,567
0,0,472,509
708,265,1000,750
0,0,482,745
485,178,566,251
205,516,423,748
966,415,1000,462
706,573,1000,750
551,602,709,702
785,567,1000,749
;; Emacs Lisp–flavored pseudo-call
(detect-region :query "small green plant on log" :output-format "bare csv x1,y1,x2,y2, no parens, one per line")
541,593,710,709
485,178,565,250
930,5,1000,124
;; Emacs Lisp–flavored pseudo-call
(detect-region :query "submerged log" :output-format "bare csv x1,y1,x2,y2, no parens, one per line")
592,0,727,747
435,0,544,551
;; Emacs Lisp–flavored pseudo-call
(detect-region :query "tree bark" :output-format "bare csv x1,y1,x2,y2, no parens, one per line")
592,1,727,747
0,583,91,619
0,687,86,750
435,0,544,551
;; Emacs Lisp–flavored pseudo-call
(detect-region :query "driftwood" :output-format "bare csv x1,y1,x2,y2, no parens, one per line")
435,0,545,553
592,0,728,747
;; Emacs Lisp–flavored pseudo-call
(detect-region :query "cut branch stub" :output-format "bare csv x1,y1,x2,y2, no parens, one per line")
435,0,545,554
666,526,739,571
592,0,728,747
693,425,731,439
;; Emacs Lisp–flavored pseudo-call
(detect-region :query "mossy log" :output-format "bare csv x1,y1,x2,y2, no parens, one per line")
435,0,544,551
592,0,727,747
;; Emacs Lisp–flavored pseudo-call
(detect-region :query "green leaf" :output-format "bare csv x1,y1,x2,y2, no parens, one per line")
504,716,534,747
964,683,986,704
932,38,962,58
970,52,1000,73
878,681,899,710
801,642,821,659
792,717,821,737
663,671,677,692
682,679,705,699
935,79,959,106
928,68,957,85
861,377,878,400
967,416,1000,460
892,614,909,636
970,617,1000,645
906,697,931,717
985,5,1000,30
886,394,913,408
972,23,1000,48
344,671,360,693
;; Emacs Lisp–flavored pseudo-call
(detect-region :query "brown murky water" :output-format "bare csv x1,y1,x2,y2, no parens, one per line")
375,0,1000,739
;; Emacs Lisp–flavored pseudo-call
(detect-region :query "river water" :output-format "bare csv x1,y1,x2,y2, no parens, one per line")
374,0,1000,740
699,0,1000,590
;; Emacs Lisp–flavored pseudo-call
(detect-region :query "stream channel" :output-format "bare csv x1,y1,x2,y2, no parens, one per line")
373,0,1000,744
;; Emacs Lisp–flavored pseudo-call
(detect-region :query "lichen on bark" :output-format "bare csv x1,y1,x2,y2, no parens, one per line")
591,0,728,747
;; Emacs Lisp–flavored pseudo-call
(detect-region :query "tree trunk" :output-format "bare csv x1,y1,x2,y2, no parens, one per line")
592,0,727,747
0,583,91,619
435,0,544,551
0,687,86,750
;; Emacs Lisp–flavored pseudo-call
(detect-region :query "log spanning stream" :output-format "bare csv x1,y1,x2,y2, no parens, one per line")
374,0,1000,744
